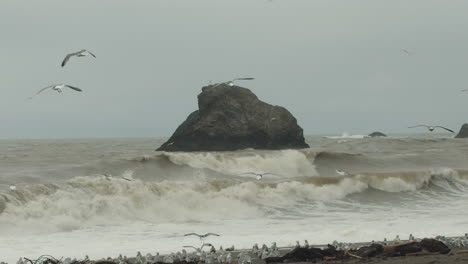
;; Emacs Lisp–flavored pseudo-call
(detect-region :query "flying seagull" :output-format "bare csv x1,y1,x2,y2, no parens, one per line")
28,84,82,99
212,77,255,88
408,125,454,133
335,169,351,176
184,233,220,240
121,177,133,182
0,184,16,191
61,49,96,67
102,174,133,182
401,49,412,55
240,172,274,180
227,77,255,86
461,89,467,92
183,243,213,251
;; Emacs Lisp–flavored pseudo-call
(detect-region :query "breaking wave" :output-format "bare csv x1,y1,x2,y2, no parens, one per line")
0,167,466,234
128,149,318,178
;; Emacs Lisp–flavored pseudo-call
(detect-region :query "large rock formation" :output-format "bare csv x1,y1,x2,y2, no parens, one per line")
157,84,309,151
455,123,468,138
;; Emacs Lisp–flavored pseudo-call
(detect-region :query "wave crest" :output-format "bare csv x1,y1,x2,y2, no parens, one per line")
158,149,318,177
0,167,466,234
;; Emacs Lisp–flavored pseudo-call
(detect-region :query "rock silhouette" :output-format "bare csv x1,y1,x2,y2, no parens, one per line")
455,123,468,138
157,84,309,151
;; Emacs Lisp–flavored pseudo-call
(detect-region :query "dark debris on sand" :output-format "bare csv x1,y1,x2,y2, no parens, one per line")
264,238,457,263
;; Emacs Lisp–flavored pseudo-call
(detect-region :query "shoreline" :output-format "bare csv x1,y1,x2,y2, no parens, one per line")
10,235,468,264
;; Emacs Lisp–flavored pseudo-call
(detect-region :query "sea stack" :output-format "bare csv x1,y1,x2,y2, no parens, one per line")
368,131,387,137
455,123,468,138
157,84,309,151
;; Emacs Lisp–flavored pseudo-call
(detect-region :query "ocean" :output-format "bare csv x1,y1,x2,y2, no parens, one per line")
1,135,467,262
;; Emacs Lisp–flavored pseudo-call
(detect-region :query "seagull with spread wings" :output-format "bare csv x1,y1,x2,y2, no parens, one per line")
61,49,96,67
239,172,275,180
401,49,412,55
184,233,220,241
0,184,17,191
408,125,454,133
211,77,255,88
28,84,82,99
335,169,351,177
183,243,213,251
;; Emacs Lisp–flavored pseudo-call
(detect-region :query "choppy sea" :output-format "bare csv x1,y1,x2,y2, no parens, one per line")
1,135,467,262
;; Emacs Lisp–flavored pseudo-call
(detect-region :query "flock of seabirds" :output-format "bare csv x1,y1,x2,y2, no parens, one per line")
27,49,464,133
8,233,468,264
3,48,466,262
26,49,254,99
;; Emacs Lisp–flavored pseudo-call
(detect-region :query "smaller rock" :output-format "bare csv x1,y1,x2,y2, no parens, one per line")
368,131,387,137
455,123,468,138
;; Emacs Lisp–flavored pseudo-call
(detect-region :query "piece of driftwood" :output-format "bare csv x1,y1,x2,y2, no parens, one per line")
352,244,384,258
406,251,441,256
419,238,450,254
24,255,61,264
345,251,363,259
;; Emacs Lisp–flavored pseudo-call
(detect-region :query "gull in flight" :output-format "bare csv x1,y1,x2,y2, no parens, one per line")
240,172,275,180
184,233,220,241
0,184,17,191
183,243,213,251
335,169,351,176
401,49,412,55
61,49,96,67
408,125,454,133
461,89,467,92
212,77,255,88
102,174,133,181
28,84,82,99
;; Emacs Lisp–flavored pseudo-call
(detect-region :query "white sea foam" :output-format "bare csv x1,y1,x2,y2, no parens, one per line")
323,132,369,139
161,149,317,177
1,167,466,238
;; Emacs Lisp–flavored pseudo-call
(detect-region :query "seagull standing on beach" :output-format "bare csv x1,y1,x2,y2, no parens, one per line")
61,49,96,67
240,172,274,180
408,125,454,133
28,84,82,99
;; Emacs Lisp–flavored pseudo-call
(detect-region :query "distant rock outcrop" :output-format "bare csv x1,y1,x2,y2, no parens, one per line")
455,123,468,138
368,131,387,137
157,84,309,151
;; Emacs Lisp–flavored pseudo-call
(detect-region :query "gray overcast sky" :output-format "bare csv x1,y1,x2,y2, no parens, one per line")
1,0,468,139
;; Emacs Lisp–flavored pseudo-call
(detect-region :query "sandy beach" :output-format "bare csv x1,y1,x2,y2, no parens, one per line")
16,239,468,264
